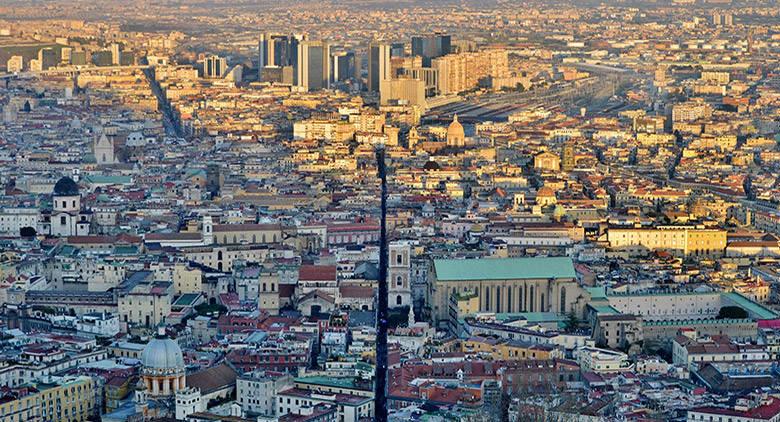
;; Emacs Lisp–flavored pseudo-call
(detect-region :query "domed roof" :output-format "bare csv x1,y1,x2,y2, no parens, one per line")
53,177,79,197
447,115,465,138
423,160,441,171
141,334,185,370
537,186,555,197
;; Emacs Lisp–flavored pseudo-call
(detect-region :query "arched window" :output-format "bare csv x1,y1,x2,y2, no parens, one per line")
253,234,257,243
232,235,237,243
262,234,266,243
217,250,223,260
519,286,523,313
560,287,567,314
485,286,491,310
396,295,402,306
263,283,267,292
507,286,513,313
529,286,535,312
396,276,403,287
396,254,403,265
495,287,502,313
523,284,528,311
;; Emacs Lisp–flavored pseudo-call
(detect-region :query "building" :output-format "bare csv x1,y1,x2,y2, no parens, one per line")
534,151,561,172
0,376,97,422
368,42,391,93
672,333,769,370
411,33,451,66
332,51,356,82
379,78,426,107
204,55,227,79
297,40,330,91
237,371,294,417
561,143,575,171
687,393,780,422
446,115,466,147
431,49,509,95
389,242,413,308
7,55,23,72
39,177,92,237
138,327,187,399
38,47,58,70
605,226,727,258
430,257,582,326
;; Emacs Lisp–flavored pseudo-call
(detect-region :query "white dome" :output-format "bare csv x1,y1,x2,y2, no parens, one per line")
141,336,185,370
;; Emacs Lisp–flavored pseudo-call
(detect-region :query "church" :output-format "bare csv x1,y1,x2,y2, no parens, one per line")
39,177,92,237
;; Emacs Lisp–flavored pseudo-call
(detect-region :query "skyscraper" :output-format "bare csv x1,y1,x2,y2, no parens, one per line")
368,42,391,93
411,33,451,66
258,33,306,83
204,55,227,79
297,40,330,91
331,51,356,82
38,48,58,70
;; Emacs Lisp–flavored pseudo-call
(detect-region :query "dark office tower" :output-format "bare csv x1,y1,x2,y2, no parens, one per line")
368,42,391,93
70,51,88,66
91,51,113,67
205,55,227,79
411,33,451,66
332,51,355,82
259,33,306,82
297,40,330,91
38,48,58,70
391,42,405,57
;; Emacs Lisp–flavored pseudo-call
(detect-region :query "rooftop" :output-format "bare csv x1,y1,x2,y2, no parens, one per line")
433,257,576,281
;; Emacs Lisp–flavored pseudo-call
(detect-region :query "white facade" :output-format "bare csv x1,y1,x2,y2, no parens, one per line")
175,387,206,420
0,208,40,235
237,372,293,417
388,242,412,309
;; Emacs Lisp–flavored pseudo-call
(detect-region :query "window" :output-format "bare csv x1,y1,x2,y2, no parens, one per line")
60,216,67,225
396,276,403,287
396,254,402,265
396,295,402,305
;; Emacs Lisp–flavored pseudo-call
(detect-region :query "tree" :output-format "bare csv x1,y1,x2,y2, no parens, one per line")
717,306,748,319
19,226,36,238
564,312,580,332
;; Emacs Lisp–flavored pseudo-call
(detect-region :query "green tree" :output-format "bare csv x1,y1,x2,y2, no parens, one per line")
717,306,748,319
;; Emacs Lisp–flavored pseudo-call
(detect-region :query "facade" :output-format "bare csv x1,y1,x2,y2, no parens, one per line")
39,177,92,237
446,115,466,147
0,376,97,422
388,242,413,308
368,42,391,93
297,41,330,91
430,257,582,326
605,226,727,257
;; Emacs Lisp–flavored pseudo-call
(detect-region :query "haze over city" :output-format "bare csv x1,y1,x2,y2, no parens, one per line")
1,0,780,421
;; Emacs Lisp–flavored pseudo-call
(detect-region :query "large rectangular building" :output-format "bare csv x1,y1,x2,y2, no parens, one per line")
605,226,727,257
430,257,582,326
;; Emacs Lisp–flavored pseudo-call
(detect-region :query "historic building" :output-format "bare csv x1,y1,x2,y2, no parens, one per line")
39,177,92,237
429,257,585,327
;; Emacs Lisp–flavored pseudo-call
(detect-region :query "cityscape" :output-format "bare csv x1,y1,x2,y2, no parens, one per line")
2,0,780,421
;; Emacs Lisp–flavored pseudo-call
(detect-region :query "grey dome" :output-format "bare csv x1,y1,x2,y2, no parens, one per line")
141,336,185,370
53,177,79,196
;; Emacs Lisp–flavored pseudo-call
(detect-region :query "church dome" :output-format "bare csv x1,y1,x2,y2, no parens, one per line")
447,115,465,140
141,333,185,372
53,177,79,197
537,186,555,197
